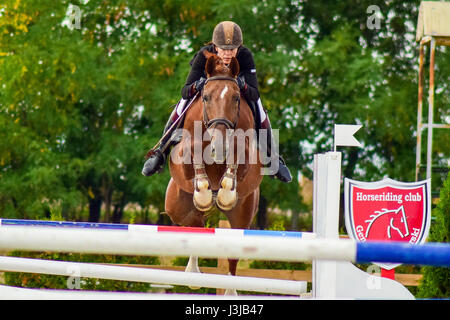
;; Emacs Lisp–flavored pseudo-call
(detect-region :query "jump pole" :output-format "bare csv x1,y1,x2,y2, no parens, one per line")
0,225,448,267
0,218,315,239
0,285,302,300
0,285,167,300
0,256,306,295
0,225,353,261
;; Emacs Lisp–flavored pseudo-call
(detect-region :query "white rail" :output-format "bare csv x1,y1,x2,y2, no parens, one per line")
0,256,306,295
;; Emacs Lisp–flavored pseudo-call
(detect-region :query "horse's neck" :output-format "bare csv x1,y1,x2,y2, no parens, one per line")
184,96,204,124
236,99,254,130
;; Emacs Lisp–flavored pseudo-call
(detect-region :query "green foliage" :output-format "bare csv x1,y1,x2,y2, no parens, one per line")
0,0,448,224
172,256,217,268
2,2,448,298
249,216,309,271
4,251,160,292
417,173,450,298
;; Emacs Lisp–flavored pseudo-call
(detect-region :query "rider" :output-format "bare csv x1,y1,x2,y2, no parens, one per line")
142,21,292,183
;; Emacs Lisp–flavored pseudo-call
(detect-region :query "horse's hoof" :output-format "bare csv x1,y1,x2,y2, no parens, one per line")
185,256,202,289
189,285,202,290
193,179,213,211
224,288,238,296
217,176,237,211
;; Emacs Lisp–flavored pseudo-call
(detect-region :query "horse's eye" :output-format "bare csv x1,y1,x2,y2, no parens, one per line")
202,95,210,102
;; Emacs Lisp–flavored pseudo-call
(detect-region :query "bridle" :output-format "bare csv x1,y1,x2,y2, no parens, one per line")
202,76,241,130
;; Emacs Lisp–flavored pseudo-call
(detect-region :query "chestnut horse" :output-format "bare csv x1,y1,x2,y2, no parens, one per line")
164,51,263,294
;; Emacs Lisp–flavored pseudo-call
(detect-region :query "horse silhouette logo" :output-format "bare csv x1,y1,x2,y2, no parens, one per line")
344,177,431,270
364,206,409,239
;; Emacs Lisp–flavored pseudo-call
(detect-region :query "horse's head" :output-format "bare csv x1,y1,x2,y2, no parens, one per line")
201,50,241,164
365,206,410,240
388,206,410,239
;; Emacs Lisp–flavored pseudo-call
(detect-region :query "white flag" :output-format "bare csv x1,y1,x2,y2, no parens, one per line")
334,124,362,150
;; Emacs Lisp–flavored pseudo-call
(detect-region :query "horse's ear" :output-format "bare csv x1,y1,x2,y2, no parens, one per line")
205,56,216,77
203,50,214,60
229,57,240,78
203,50,216,77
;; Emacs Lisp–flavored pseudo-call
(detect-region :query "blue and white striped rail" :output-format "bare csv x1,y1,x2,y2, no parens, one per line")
0,218,315,238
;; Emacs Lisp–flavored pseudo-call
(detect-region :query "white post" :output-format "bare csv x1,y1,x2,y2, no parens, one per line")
313,152,342,299
311,148,414,300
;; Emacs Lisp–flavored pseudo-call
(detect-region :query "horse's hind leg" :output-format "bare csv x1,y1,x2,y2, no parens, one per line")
225,189,259,274
165,178,205,289
222,189,260,295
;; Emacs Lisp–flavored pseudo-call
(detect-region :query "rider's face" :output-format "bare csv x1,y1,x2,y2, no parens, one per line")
216,47,238,65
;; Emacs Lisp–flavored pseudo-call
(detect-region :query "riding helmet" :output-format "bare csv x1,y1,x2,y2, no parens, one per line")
212,21,243,50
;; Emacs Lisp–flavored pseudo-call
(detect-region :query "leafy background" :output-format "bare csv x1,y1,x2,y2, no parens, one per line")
0,0,448,298
1,0,448,224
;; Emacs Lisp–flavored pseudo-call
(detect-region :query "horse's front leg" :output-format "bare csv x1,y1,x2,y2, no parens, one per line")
217,131,250,211
193,163,214,211
189,127,213,211
217,163,238,211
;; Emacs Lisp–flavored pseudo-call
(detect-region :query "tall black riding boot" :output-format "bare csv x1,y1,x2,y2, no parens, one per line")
258,111,292,183
142,109,179,177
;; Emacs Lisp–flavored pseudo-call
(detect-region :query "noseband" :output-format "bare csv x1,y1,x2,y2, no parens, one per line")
202,76,241,130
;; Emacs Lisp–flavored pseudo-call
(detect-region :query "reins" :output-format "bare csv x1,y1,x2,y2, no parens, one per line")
145,92,200,158
202,76,241,130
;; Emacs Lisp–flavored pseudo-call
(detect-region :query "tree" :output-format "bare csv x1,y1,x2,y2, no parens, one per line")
0,0,448,226
417,173,450,298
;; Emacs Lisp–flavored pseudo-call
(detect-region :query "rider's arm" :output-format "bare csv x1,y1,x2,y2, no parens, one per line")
181,50,207,99
237,47,260,103
181,46,260,101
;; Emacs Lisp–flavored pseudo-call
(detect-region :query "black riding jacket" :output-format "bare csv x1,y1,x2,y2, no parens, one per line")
181,44,260,103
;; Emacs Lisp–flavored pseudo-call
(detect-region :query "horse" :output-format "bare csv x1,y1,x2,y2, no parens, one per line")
164,50,263,295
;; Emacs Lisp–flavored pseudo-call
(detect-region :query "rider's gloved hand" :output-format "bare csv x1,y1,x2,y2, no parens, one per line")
193,77,206,93
237,75,247,92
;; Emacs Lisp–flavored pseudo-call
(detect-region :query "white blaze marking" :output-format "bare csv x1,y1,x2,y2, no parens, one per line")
220,85,228,99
